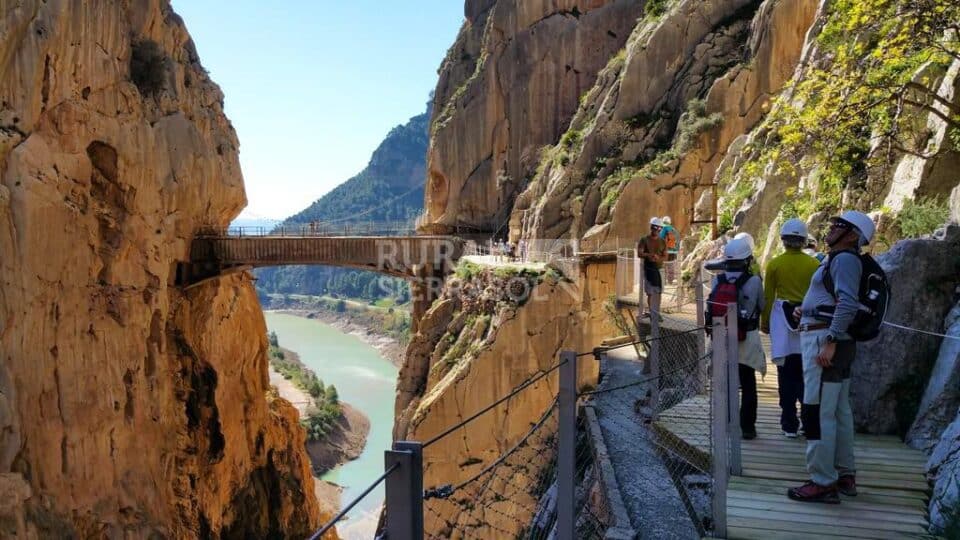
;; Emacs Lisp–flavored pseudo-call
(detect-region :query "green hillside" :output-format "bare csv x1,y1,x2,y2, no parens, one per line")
255,101,430,300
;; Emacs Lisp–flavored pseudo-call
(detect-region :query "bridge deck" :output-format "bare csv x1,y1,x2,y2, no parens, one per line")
188,235,463,280
652,330,932,539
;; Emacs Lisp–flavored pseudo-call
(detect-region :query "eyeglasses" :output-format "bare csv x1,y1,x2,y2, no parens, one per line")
830,220,852,230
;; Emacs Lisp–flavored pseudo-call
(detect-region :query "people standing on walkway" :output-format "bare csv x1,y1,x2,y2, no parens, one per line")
788,210,875,504
761,219,819,439
637,217,666,317
660,216,680,284
708,237,766,440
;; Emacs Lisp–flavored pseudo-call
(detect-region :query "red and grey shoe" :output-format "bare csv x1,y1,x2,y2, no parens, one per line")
787,481,840,504
838,475,857,496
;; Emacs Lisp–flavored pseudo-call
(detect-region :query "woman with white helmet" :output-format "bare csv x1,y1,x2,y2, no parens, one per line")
761,218,820,438
707,236,766,440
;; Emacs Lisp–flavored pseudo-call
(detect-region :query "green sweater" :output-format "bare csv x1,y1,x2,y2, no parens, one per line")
760,248,820,331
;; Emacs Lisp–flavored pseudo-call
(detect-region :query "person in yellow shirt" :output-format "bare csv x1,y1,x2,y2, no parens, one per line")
761,219,820,438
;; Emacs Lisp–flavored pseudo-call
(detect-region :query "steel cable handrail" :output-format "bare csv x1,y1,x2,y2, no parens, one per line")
421,359,567,449
306,462,400,540
423,397,559,500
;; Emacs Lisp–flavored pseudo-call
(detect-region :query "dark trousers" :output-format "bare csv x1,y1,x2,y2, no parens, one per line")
778,354,804,433
739,364,757,434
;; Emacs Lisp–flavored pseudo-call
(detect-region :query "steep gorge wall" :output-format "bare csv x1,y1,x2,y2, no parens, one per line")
0,1,320,537
512,0,818,247
421,0,646,235
396,262,615,536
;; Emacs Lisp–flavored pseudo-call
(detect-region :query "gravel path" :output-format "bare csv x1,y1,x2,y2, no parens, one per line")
590,346,699,539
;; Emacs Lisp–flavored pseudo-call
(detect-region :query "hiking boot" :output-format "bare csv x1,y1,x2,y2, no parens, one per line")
838,475,857,496
782,430,798,439
787,481,840,504
742,430,757,440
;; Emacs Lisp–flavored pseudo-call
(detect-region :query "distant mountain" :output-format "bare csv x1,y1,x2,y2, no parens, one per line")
285,106,429,225
255,101,430,299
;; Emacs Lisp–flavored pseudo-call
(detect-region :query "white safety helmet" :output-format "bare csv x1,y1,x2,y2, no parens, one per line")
835,210,875,243
661,216,672,225
780,218,808,239
732,232,755,250
724,237,753,261
650,217,663,227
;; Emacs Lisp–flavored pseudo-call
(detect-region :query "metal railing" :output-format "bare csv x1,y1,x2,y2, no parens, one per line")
209,220,419,238
304,303,742,539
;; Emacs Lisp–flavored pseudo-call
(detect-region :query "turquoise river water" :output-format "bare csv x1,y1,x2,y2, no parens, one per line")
264,312,398,537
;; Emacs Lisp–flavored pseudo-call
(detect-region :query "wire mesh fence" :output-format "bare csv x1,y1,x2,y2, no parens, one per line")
303,260,739,540
422,402,560,539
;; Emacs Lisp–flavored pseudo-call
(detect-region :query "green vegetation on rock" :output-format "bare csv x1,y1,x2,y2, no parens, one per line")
267,332,341,441
722,0,960,225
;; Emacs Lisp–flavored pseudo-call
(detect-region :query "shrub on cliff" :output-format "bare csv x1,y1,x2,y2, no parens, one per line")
130,39,169,97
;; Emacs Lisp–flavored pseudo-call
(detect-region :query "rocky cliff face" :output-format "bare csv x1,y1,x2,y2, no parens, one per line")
0,2,320,537
421,0,646,234
513,0,818,247
395,261,615,536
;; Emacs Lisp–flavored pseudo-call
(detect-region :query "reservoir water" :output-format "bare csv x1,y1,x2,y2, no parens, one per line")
264,312,398,537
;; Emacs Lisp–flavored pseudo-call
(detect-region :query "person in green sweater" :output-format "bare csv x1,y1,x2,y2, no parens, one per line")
761,219,820,438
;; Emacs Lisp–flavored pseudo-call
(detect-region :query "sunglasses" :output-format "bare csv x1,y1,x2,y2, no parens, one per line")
830,220,852,230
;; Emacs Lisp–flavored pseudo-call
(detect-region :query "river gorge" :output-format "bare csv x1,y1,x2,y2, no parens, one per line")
264,312,398,539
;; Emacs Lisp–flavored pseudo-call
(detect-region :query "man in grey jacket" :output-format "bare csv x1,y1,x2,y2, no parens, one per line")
787,210,875,504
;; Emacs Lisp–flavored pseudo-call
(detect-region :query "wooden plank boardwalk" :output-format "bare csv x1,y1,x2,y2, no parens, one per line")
656,357,933,539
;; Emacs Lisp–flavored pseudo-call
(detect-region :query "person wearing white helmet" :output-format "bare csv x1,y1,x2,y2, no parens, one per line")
761,218,820,439
733,232,762,274
788,210,874,504
707,236,766,440
659,216,680,283
637,217,667,317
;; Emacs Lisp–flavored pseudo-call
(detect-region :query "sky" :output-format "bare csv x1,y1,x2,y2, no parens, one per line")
171,1,464,220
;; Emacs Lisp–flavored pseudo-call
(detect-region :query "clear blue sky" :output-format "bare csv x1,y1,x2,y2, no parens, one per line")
171,1,464,220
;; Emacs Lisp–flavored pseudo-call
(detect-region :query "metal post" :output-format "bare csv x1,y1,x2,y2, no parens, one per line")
385,441,424,540
711,315,729,538
558,350,577,540
650,308,661,420
725,304,742,475
695,268,707,394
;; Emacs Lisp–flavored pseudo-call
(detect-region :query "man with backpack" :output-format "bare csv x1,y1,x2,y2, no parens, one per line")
637,217,667,317
707,237,766,440
788,210,887,504
660,216,679,284
761,219,820,439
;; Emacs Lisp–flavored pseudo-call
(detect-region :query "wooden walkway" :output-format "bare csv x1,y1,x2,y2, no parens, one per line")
656,362,932,539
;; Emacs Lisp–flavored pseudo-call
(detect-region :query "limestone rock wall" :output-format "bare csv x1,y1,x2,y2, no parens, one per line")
395,261,616,536
421,0,646,234
909,299,960,450
0,1,320,537
849,227,960,435
508,0,817,247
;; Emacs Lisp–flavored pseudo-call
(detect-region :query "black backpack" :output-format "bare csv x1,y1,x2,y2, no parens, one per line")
822,250,890,342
